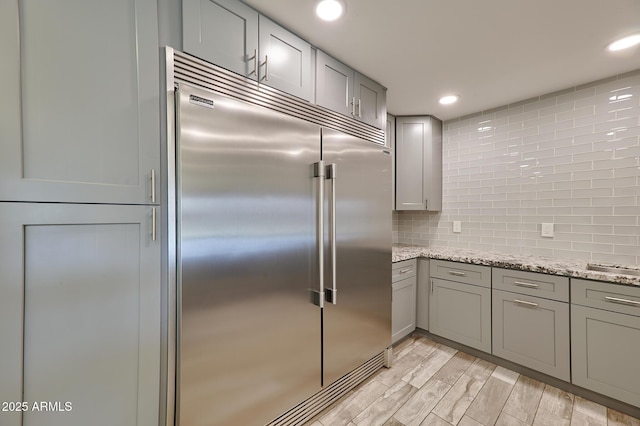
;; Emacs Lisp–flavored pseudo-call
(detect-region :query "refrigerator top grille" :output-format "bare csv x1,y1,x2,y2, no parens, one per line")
171,49,385,145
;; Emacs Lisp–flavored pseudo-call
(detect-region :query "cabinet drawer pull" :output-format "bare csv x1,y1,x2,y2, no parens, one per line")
399,268,412,274
514,299,538,307
514,281,539,288
448,270,466,277
605,296,640,307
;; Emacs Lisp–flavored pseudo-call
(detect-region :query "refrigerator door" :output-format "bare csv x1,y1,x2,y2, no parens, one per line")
176,84,322,426
322,128,392,386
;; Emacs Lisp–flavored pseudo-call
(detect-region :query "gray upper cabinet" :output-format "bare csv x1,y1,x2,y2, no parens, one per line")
0,0,160,204
182,0,313,102
258,15,313,102
395,116,442,211
354,72,387,129
316,50,386,129
182,0,259,77
316,50,354,117
0,203,161,426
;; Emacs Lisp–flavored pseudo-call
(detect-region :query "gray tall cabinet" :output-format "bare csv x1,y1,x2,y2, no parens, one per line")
0,1,161,425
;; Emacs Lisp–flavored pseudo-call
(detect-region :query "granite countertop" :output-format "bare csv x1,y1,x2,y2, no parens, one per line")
393,244,640,287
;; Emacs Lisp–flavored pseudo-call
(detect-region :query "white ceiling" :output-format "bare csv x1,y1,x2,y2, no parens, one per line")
242,0,640,121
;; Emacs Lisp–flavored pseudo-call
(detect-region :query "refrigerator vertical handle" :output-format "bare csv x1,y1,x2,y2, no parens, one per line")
325,163,337,304
312,161,325,308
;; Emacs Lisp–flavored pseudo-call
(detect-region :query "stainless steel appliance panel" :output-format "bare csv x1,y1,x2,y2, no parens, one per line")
322,129,392,386
176,84,322,426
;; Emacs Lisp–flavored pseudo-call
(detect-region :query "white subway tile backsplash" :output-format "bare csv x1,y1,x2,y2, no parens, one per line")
394,69,640,264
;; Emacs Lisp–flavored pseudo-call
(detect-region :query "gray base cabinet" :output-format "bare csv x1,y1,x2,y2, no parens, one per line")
571,279,640,407
492,289,570,381
0,0,160,204
429,260,491,353
492,268,570,381
392,260,417,343
0,203,161,426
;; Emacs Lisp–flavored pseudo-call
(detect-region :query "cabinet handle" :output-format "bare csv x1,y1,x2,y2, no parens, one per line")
351,97,356,116
605,296,640,307
151,169,156,204
514,281,539,288
357,98,362,118
399,268,412,274
248,49,257,76
425,199,428,209
448,270,466,277
514,299,538,307
430,279,434,295
151,207,157,242
261,55,269,81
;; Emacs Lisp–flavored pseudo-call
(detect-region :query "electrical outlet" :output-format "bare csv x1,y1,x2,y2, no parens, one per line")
541,223,554,238
453,221,462,233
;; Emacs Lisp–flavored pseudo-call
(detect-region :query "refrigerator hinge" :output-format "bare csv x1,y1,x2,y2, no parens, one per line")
311,290,325,308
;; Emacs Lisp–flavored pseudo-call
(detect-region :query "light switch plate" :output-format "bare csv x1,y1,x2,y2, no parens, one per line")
541,223,554,238
453,221,462,233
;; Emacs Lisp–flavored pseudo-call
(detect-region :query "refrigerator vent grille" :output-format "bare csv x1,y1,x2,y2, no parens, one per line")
266,352,385,426
172,50,386,146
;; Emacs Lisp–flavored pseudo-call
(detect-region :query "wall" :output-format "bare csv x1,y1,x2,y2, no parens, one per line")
394,69,640,265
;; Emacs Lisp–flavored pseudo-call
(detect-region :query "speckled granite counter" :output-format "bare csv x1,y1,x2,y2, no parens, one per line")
393,244,640,287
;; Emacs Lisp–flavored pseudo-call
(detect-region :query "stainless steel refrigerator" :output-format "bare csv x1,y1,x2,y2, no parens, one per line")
175,82,391,426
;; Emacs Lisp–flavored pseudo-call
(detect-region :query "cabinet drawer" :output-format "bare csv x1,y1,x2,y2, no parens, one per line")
493,268,568,302
393,259,416,282
430,260,491,288
572,279,640,317
492,289,570,381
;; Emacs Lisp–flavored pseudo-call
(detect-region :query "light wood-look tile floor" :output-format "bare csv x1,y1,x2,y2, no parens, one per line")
307,335,640,426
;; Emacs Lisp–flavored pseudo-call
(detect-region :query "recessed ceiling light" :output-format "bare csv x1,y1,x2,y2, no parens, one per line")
607,34,640,51
439,95,459,105
315,0,345,21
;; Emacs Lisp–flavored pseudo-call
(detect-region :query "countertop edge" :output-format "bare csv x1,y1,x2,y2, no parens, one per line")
392,246,640,287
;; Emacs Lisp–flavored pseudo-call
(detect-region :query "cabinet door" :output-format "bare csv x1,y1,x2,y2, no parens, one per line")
392,277,417,343
0,1,160,204
395,116,442,211
492,290,570,381
354,72,386,129
0,203,160,426
429,278,491,352
416,259,430,330
259,16,312,102
315,51,355,117
572,305,640,407
387,114,396,210
182,0,259,77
